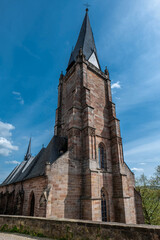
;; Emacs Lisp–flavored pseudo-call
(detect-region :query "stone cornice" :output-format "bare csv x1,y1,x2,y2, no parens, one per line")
63,54,110,83
87,62,109,81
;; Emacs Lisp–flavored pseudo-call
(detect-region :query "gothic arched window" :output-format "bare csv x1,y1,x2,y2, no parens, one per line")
14,190,24,215
101,188,107,222
98,143,105,169
29,191,35,216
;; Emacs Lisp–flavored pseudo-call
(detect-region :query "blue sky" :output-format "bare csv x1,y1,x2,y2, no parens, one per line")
0,0,160,183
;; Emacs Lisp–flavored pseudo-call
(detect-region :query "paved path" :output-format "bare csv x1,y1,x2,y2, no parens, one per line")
0,232,52,240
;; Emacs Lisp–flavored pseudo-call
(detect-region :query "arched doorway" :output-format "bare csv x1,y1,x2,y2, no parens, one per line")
101,188,107,222
29,192,35,216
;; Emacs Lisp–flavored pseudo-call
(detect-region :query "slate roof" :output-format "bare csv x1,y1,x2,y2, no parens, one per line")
67,9,100,70
1,136,67,186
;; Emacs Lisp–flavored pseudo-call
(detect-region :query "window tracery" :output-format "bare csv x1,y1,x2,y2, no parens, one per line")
98,143,106,169
101,188,107,222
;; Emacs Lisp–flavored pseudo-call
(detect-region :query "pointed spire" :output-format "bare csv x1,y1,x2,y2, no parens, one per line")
24,138,31,161
67,10,100,70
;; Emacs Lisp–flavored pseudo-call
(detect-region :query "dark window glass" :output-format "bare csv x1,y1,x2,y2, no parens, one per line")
99,144,105,169
30,193,35,216
101,189,107,222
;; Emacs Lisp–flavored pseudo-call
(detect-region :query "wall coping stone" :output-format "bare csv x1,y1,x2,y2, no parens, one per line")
0,216,160,240
0,215,160,229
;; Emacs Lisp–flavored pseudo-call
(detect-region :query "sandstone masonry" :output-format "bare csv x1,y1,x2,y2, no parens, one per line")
0,10,144,224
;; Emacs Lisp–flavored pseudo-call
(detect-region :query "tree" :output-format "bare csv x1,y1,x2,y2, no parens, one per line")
136,173,148,187
138,187,160,225
149,165,160,187
136,166,160,225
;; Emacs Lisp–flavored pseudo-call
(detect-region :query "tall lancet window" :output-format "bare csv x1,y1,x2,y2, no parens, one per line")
101,188,107,222
98,143,105,169
29,191,35,216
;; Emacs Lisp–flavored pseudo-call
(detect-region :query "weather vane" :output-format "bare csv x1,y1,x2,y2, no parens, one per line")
84,3,91,11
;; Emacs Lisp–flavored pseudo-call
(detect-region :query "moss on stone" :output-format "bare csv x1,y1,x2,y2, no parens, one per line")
0,224,46,238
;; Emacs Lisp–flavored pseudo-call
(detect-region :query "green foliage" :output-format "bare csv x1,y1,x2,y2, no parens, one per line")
136,165,160,188
136,173,149,187
149,165,160,187
0,224,8,231
136,165,160,225
136,186,160,225
0,224,45,238
10,226,19,233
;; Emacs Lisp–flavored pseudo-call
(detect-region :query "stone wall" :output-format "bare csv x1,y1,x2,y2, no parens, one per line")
54,53,143,223
134,189,145,224
0,215,159,240
0,176,47,217
46,151,82,220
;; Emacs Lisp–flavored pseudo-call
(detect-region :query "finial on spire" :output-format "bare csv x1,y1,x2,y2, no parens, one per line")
84,3,90,12
24,138,32,161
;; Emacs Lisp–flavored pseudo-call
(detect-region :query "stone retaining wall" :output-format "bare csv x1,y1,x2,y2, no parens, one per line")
0,215,159,240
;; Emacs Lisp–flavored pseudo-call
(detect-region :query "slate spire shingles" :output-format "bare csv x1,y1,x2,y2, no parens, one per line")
24,138,31,161
67,9,100,70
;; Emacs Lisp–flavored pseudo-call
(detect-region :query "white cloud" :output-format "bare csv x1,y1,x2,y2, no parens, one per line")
5,160,20,165
0,121,18,156
0,121,15,138
18,98,24,105
111,81,121,89
124,131,160,177
22,44,41,60
0,137,18,156
131,168,144,172
12,91,24,105
12,91,21,96
125,138,160,157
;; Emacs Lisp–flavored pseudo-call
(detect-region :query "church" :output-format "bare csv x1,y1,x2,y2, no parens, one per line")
0,9,144,224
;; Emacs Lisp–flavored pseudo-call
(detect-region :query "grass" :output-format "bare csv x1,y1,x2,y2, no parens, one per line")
0,224,112,239
0,224,46,238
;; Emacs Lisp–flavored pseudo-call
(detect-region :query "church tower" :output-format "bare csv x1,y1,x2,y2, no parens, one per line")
0,9,144,224
54,9,142,223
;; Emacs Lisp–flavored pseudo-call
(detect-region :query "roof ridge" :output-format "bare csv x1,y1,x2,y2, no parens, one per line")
82,11,88,49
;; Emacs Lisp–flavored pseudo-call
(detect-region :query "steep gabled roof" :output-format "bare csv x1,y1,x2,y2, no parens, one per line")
1,136,67,186
67,9,100,70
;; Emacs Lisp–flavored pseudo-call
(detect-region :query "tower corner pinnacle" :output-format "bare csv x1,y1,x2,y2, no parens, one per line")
104,66,109,78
